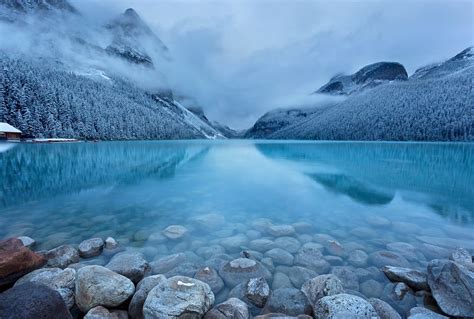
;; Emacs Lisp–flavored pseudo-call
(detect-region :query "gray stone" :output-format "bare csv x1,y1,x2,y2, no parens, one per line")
241,249,263,260
195,266,225,294
85,306,127,319
407,307,448,319
107,252,150,283
360,279,383,299
386,242,419,261
197,245,226,259
369,251,410,268
249,239,276,252
105,237,118,250
382,283,416,315
17,236,35,248
382,266,429,291
301,274,344,307
368,298,401,319
79,238,104,258
450,247,472,264
268,225,296,237
314,293,378,319
0,282,72,319
272,272,293,289
275,237,301,254
204,298,249,319
348,250,369,267
325,240,344,257
75,265,135,312
190,213,225,230
164,262,202,278
427,259,474,317
150,253,187,274
129,275,167,319
292,222,313,234
421,244,451,260
219,258,271,287
162,225,188,240
263,288,312,316
294,243,329,273
220,234,249,253
393,282,410,299
143,276,214,319
245,277,270,308
265,248,294,266
330,266,359,291
15,267,76,309
287,266,318,289
45,245,80,268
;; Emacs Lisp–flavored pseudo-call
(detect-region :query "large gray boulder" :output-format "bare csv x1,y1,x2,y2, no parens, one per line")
427,259,474,317
44,245,80,268
382,266,429,291
301,275,344,307
75,265,135,312
106,251,150,283
368,298,401,319
219,258,271,287
78,238,104,258
15,267,76,309
85,306,129,319
143,276,214,319
314,294,379,319
0,282,72,319
129,275,167,319
204,298,249,319
263,288,312,316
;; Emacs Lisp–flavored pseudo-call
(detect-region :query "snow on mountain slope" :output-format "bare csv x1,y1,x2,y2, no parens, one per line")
316,62,408,96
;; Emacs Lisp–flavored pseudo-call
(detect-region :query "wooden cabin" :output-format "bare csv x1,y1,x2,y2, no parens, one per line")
0,122,22,140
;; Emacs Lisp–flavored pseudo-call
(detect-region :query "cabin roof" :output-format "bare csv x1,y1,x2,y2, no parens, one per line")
0,122,22,133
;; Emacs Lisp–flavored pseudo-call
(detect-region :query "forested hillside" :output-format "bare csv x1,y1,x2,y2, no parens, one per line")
271,66,473,141
0,56,205,139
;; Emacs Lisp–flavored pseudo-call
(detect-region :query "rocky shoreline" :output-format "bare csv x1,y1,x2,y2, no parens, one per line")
0,218,473,318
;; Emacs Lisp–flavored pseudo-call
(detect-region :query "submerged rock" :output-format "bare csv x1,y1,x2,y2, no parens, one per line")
105,237,119,250
78,238,104,258
150,253,187,274
15,267,76,309
369,251,410,268
106,251,150,284
287,266,318,289
265,248,294,266
75,265,135,312
314,293,378,319
44,245,80,268
263,288,312,316
245,277,270,308
426,259,474,317
219,258,271,287
272,272,293,289
382,266,429,291
204,298,249,319
129,275,167,319
330,266,359,291
294,243,329,273
268,225,296,237
162,225,188,240
368,298,401,319
220,234,248,253
274,237,301,254
0,282,72,319
194,266,225,294
301,274,344,307
143,276,214,319
348,250,369,267
0,238,46,287
249,239,276,252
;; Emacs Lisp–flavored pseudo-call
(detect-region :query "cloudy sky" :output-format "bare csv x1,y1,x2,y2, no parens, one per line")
72,0,473,128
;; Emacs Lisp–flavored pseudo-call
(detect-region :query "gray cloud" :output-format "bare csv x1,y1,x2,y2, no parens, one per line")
71,0,474,128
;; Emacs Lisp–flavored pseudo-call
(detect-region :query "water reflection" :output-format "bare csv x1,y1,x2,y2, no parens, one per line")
255,142,474,223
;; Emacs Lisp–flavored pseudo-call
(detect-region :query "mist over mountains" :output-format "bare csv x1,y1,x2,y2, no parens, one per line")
0,0,472,141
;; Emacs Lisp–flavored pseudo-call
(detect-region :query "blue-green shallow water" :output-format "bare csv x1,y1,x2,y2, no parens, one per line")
0,140,473,314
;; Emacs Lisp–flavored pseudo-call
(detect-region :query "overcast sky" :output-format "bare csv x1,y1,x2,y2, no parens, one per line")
72,0,473,128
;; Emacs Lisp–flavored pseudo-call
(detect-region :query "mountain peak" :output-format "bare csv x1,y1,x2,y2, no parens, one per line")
316,61,408,96
1,0,78,14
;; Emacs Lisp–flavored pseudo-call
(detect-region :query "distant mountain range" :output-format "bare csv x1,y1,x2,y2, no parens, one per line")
0,0,232,139
246,47,473,141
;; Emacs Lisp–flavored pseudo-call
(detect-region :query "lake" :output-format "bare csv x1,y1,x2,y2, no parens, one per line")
0,140,473,314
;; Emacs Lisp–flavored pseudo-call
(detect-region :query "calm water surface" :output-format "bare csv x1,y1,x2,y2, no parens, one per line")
0,140,473,313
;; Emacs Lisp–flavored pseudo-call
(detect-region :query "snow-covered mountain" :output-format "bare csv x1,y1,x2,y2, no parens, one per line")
249,47,473,141
316,62,408,96
185,105,239,138
0,0,226,140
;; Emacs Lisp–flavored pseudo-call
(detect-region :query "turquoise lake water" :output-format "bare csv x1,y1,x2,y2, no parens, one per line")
0,140,473,313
